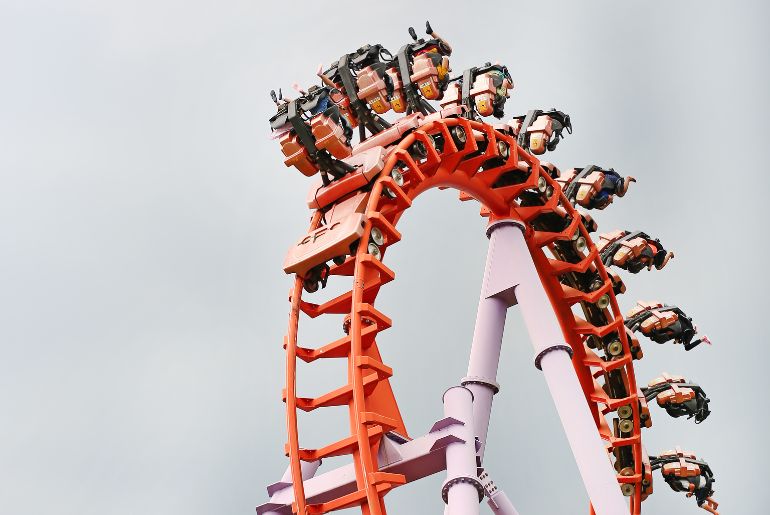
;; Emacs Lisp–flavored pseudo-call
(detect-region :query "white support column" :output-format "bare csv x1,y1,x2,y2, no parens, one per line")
484,220,627,515
463,221,517,460
442,386,482,515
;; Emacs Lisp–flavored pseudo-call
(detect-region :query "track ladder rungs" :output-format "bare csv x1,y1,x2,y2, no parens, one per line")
284,373,381,412
304,472,406,514
357,256,396,285
367,212,401,245
354,303,392,330
287,425,385,461
354,356,392,378
572,316,624,338
359,411,399,430
295,325,379,362
581,346,631,373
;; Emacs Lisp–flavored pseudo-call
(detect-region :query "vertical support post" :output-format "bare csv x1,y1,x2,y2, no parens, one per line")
481,220,627,515
442,386,482,515
462,222,511,460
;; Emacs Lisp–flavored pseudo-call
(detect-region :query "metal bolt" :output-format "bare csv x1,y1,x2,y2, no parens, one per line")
617,405,633,419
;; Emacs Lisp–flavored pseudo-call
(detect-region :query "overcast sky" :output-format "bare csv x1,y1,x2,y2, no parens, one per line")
1,1,768,514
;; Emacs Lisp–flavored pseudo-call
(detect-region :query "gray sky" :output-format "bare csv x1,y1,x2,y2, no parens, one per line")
0,1,767,514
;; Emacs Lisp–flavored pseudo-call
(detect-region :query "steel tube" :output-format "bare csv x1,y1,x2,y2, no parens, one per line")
442,386,481,515
486,221,627,515
464,294,507,459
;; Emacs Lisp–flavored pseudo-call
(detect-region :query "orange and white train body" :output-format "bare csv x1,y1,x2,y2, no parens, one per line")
627,301,680,336
386,67,407,113
557,168,610,208
508,114,554,155
356,65,392,115
598,230,663,271
410,51,450,100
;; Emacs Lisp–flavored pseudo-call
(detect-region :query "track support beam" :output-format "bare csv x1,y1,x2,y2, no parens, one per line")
441,386,482,515
481,220,627,515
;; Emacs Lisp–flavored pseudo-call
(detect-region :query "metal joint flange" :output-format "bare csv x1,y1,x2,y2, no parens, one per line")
441,475,485,504
461,375,501,394
534,344,574,370
485,219,526,239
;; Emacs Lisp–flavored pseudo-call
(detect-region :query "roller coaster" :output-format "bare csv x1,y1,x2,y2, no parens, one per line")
257,22,719,515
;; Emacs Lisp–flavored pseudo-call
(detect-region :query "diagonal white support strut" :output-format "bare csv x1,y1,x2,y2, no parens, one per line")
479,220,627,515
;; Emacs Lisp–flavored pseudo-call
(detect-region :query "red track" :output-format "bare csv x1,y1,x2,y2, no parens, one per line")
283,117,644,514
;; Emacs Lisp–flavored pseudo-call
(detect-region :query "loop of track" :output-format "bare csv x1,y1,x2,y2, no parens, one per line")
283,116,644,514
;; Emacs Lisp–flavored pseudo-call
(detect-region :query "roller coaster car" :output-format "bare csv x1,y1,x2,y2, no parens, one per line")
354,45,395,115
270,100,315,175
556,166,635,210
270,86,354,180
385,65,407,113
650,448,718,514
509,109,572,154
440,63,513,119
407,23,452,101
624,300,709,350
642,373,711,423
283,190,369,280
597,230,674,273
411,50,450,100
317,63,360,129
470,64,513,118
357,64,392,115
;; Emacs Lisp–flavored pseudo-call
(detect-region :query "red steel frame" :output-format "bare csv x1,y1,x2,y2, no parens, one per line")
277,116,643,514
